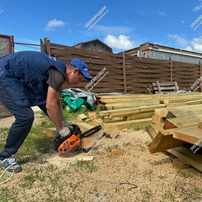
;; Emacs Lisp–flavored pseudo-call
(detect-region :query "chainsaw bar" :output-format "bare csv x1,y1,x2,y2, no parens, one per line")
81,125,102,138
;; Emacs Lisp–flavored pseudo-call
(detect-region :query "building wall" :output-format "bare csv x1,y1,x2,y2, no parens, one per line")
81,42,112,53
139,50,202,64
0,35,14,58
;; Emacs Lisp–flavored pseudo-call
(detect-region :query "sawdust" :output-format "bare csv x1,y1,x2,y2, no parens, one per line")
46,153,94,168
1,119,202,201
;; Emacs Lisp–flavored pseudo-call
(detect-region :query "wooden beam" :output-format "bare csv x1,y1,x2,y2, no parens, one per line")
99,104,166,118
104,118,152,131
168,147,202,172
105,101,160,110
149,131,183,153
172,126,202,144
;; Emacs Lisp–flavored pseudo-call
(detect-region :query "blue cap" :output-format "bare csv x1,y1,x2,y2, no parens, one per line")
70,58,92,81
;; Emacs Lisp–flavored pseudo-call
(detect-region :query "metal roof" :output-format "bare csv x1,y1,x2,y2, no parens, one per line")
125,42,202,59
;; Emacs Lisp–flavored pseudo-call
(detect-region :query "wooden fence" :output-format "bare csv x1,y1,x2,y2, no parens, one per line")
41,38,202,94
0,34,14,58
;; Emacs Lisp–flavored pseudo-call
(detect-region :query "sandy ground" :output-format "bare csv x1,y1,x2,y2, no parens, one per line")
1,115,202,201
0,107,46,128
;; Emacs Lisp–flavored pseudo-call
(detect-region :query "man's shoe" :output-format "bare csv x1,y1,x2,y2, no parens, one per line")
0,157,22,173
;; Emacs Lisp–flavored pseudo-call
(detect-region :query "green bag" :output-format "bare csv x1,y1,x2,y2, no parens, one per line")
60,88,97,112
61,91,84,112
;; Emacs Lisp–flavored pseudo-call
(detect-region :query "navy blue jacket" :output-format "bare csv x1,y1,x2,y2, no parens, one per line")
0,51,66,107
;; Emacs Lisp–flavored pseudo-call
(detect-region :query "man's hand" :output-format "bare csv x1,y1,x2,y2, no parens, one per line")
53,125,73,151
53,123,81,151
46,86,64,130
58,127,71,137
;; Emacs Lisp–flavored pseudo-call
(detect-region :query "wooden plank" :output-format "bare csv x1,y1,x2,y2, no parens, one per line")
145,125,156,140
166,116,202,129
151,108,168,125
104,118,152,131
100,92,202,100
100,104,166,118
149,131,184,153
167,104,202,115
168,147,202,172
103,111,154,123
172,126,202,144
154,105,202,130
105,101,160,110
162,98,202,105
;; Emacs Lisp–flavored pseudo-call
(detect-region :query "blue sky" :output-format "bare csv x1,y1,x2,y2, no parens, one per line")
1,0,202,52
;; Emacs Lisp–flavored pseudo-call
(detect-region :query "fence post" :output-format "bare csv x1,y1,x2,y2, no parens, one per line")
10,35,14,54
43,38,51,55
122,52,127,94
169,57,173,82
199,61,202,92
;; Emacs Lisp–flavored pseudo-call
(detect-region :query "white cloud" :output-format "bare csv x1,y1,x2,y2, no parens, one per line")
93,25,133,35
168,34,189,47
104,34,134,50
15,38,40,52
17,38,39,44
168,34,202,53
185,37,202,52
46,18,65,31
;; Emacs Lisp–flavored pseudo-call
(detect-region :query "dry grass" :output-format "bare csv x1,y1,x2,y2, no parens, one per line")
1,112,202,201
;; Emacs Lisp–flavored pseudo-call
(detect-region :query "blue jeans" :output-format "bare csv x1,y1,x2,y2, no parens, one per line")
0,82,49,160
0,77,35,160
0,58,48,160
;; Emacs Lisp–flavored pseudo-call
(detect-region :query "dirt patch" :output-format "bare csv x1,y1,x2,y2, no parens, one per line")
0,107,46,129
0,116,14,128
1,127,202,202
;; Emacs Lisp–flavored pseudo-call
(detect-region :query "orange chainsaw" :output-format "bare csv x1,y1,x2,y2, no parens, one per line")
54,124,102,156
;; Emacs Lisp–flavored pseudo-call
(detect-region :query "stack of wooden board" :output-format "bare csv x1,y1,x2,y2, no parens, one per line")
147,104,202,172
97,93,202,131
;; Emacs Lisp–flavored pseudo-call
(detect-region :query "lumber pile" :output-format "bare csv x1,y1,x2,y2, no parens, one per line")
96,93,202,131
148,104,202,152
147,102,202,172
